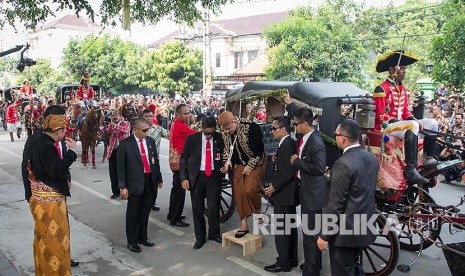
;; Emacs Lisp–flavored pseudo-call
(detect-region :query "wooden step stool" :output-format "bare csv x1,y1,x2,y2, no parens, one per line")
222,229,262,256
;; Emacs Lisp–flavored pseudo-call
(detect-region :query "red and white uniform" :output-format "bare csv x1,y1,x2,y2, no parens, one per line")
20,85,33,98
6,104,19,124
77,85,95,100
373,79,413,131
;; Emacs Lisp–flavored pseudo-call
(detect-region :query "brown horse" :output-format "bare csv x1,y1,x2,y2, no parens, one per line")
78,107,104,169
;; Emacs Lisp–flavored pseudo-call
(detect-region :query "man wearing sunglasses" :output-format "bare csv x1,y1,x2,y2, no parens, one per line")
264,116,299,272
290,107,326,276
117,119,163,253
179,116,224,249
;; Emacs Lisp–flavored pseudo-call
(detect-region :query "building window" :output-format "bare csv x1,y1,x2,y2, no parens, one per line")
216,53,221,67
234,52,243,69
248,50,258,63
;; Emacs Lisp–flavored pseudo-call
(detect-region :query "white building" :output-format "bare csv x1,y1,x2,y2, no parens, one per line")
149,11,289,86
28,14,113,68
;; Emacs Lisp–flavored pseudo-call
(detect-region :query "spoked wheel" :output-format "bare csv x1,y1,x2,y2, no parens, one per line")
204,177,236,223
397,185,441,251
363,213,400,276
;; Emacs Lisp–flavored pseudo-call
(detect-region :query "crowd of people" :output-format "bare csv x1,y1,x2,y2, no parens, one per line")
10,50,465,276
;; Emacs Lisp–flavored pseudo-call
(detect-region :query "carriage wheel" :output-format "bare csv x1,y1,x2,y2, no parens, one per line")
363,213,400,276
397,185,441,251
204,177,236,223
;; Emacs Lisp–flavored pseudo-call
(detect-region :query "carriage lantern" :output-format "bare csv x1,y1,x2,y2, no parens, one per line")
356,94,376,129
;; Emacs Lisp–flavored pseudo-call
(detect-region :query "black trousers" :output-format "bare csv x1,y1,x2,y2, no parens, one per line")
169,170,185,223
109,149,119,196
190,171,221,242
329,241,365,276
301,208,322,276
274,205,298,268
126,174,156,245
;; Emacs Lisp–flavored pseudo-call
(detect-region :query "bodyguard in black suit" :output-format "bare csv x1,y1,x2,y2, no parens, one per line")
180,116,224,249
264,116,299,273
317,119,379,275
290,107,326,276
118,119,163,253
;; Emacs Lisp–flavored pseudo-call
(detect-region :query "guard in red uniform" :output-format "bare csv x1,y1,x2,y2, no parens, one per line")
373,50,438,184
77,72,95,110
20,79,33,99
6,100,22,142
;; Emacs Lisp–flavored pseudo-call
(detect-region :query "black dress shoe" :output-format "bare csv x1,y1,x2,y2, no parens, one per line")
171,220,190,227
300,263,304,270
264,264,292,272
208,237,222,243
167,214,186,220
110,194,119,199
127,244,142,253
139,240,154,247
193,241,204,249
152,205,160,211
71,259,79,267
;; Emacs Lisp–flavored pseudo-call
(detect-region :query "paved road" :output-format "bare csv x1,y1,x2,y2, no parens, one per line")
0,131,463,276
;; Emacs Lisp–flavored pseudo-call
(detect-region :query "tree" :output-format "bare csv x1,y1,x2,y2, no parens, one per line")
140,41,202,97
430,0,465,90
354,0,443,91
263,1,366,87
1,0,231,30
61,34,146,89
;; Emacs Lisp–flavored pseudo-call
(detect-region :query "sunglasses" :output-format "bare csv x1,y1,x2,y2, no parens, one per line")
271,126,281,131
334,132,348,138
203,131,214,136
140,128,150,133
293,121,305,127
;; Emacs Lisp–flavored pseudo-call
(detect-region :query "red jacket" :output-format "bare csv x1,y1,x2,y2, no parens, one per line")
20,85,33,97
77,85,95,100
373,79,413,131
6,104,19,123
169,118,196,171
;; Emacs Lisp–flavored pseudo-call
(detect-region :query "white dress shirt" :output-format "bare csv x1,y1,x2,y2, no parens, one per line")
134,136,150,165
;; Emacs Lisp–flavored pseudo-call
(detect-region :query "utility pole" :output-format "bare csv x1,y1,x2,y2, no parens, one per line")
202,9,212,98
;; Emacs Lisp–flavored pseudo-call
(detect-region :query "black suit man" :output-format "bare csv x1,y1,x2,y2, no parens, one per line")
317,119,379,275
180,116,224,249
264,116,299,273
290,107,326,276
118,119,163,253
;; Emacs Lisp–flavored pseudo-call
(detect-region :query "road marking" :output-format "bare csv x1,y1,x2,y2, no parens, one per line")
160,154,168,159
148,217,185,236
72,180,122,206
226,256,275,276
0,147,22,159
0,144,183,235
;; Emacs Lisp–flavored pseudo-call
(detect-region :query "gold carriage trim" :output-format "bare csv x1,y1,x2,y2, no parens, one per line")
291,99,323,116
385,123,414,134
32,190,64,197
372,92,386,98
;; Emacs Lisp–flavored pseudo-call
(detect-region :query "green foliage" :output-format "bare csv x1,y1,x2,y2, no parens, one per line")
430,0,465,90
354,0,443,91
140,41,202,97
263,1,366,87
1,0,231,30
61,34,146,89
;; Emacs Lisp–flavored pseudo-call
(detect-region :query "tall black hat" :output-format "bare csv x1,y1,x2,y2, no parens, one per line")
375,50,420,73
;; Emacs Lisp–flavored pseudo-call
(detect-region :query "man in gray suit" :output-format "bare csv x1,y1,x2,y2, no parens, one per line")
290,107,326,276
118,119,163,253
317,119,379,275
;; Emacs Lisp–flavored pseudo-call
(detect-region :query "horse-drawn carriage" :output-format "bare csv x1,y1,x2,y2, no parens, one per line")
218,80,465,275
